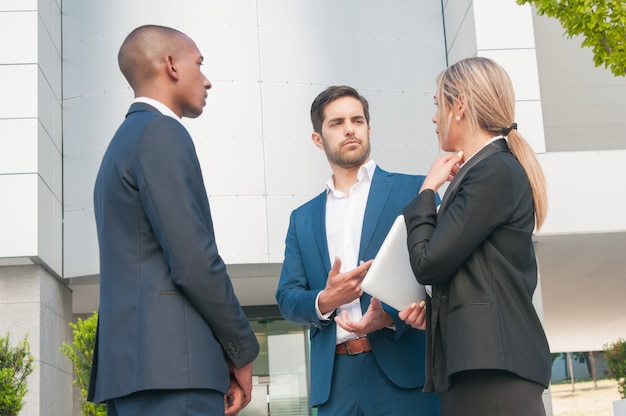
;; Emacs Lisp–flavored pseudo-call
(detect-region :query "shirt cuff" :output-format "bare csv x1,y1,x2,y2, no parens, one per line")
315,290,334,321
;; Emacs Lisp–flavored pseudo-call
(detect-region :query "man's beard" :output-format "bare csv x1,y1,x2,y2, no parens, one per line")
322,135,371,169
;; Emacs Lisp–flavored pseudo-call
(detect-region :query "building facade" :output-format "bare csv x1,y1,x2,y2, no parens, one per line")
1,1,625,414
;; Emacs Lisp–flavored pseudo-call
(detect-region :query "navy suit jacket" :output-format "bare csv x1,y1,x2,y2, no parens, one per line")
275,167,433,407
88,103,259,403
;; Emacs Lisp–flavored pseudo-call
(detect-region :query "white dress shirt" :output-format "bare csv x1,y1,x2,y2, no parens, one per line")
316,160,376,344
133,97,182,124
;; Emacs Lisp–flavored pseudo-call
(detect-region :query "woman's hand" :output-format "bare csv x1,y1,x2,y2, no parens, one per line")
420,151,464,193
398,300,427,330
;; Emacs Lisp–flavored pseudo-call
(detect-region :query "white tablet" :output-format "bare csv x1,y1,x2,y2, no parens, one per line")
361,215,425,311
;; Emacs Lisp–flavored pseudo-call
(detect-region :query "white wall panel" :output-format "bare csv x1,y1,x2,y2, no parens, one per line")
37,178,62,275
63,208,99,277
38,69,62,150
37,0,61,53
367,91,441,176
538,150,626,234
474,0,535,49
532,11,626,152
209,196,268,264
38,15,62,99
0,0,37,10
38,123,63,201
261,82,329,196
514,101,546,153
0,119,38,174
480,49,541,101
62,0,447,275
446,10,478,65
443,0,475,64
0,175,38,257
266,195,317,264
0,65,37,118
0,11,37,63
191,131,266,197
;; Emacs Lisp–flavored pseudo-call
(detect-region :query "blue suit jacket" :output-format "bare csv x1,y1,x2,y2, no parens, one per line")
88,103,259,403
275,167,433,407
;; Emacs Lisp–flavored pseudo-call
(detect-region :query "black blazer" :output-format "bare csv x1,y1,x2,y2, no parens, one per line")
403,139,551,392
88,103,259,403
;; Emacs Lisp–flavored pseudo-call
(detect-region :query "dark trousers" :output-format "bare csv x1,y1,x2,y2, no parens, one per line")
317,352,440,416
106,389,224,416
441,370,546,416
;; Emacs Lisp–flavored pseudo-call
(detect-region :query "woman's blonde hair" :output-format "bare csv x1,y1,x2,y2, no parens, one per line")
435,56,547,230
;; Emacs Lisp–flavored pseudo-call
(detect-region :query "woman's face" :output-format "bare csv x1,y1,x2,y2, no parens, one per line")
432,87,464,153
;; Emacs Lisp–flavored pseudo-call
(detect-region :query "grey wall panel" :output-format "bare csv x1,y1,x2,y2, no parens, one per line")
62,1,446,276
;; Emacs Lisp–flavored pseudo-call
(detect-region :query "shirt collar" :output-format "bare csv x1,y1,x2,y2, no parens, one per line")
133,97,182,123
325,159,376,194
463,136,506,164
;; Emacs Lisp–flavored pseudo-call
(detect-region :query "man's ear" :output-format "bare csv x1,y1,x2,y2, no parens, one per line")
312,132,324,150
165,55,179,80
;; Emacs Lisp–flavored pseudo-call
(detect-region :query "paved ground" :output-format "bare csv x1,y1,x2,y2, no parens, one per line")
551,379,621,416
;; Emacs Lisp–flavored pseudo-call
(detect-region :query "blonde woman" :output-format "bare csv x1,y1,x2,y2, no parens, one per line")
399,56,551,415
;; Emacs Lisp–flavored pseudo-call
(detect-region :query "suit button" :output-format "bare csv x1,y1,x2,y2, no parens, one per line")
441,296,449,304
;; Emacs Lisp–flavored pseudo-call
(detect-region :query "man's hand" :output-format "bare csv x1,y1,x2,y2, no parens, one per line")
334,297,393,337
228,361,254,413
398,300,427,330
224,376,245,416
318,258,373,315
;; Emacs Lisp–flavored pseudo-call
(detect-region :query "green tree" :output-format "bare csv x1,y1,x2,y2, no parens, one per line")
60,312,106,416
604,338,626,398
517,0,626,76
0,333,35,416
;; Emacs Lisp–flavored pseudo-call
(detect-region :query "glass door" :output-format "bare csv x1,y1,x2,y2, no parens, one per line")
240,319,311,416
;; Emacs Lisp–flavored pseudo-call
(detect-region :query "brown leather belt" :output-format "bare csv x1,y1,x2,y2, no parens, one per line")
335,337,372,355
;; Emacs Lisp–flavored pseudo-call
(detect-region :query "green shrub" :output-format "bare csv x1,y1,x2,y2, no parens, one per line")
60,312,106,416
0,333,35,416
604,338,626,399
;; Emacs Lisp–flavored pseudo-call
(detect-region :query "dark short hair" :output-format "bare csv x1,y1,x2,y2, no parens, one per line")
310,86,370,133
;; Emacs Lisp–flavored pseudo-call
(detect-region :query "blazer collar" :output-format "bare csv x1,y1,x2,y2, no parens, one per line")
310,166,391,272
438,138,509,215
126,102,160,117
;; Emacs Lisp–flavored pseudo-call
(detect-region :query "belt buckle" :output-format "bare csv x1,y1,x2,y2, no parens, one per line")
345,339,361,355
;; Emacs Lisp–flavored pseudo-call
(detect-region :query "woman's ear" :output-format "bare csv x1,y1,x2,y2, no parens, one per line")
455,93,467,119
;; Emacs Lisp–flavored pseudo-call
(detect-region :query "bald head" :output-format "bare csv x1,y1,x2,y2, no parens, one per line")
118,25,192,90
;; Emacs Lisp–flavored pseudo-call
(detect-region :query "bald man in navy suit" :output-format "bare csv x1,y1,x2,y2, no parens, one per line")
88,25,259,416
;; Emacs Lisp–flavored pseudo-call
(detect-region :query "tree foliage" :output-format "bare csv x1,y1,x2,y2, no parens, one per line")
604,338,626,398
517,0,626,76
0,333,35,416
60,313,106,416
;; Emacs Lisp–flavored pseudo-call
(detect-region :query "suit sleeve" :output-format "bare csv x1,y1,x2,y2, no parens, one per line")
275,211,330,329
136,117,259,367
403,158,515,285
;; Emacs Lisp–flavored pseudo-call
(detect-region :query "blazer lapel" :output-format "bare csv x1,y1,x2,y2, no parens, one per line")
311,191,332,273
359,167,392,261
438,139,508,216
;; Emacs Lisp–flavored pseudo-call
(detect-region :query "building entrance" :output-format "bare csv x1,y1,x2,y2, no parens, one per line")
240,319,313,416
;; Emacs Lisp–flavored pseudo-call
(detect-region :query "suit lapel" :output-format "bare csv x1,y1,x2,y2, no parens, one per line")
358,167,392,261
311,191,332,273
438,139,508,216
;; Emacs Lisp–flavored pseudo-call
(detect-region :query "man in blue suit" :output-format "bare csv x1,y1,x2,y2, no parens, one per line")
88,25,259,415
275,86,440,415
